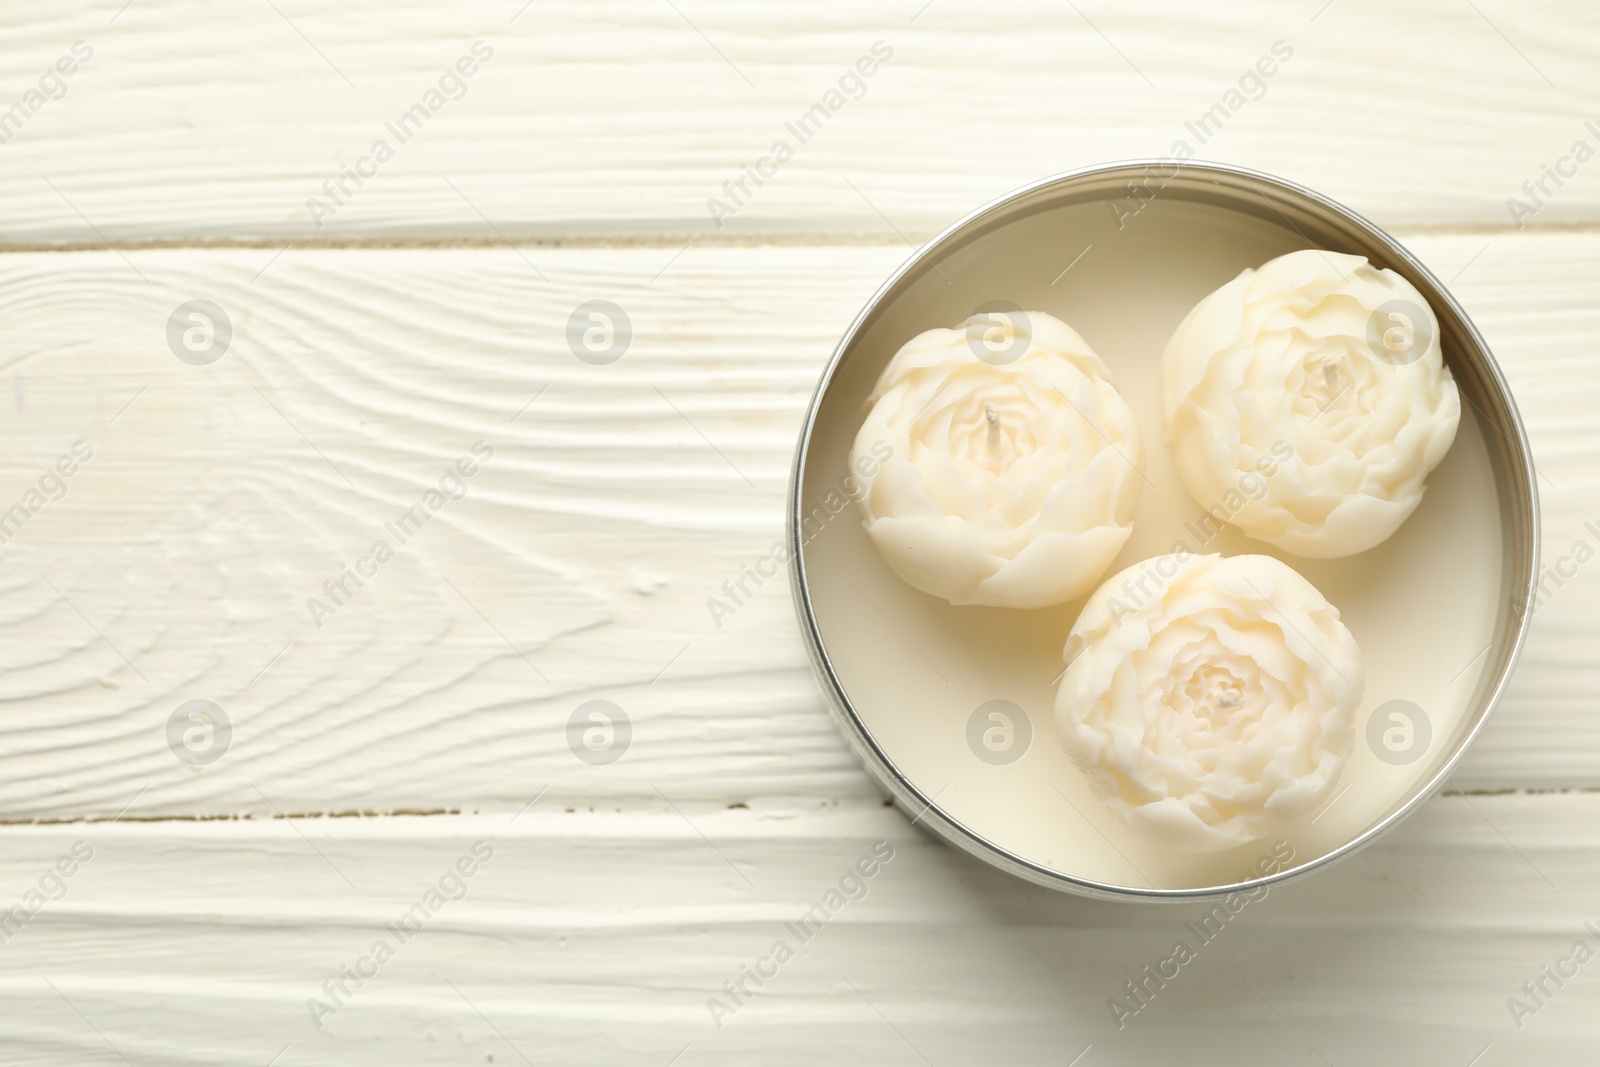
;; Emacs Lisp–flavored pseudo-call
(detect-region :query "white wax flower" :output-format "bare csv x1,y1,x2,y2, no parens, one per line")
1162,249,1461,557
850,310,1143,608
1056,552,1363,853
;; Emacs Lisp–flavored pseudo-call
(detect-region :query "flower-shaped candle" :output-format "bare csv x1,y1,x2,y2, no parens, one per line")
1162,249,1461,557
1055,552,1363,853
850,310,1143,608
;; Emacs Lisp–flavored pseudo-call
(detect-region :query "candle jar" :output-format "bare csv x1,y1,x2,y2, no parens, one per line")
789,161,1538,901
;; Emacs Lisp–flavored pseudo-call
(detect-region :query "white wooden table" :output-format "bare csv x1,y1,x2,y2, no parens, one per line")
2,2,1597,1063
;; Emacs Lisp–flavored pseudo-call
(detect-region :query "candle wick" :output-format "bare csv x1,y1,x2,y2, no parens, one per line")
985,401,1000,446
1322,358,1340,393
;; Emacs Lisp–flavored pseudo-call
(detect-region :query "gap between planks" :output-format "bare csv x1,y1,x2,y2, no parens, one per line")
0,789,1591,826
4,218,1600,255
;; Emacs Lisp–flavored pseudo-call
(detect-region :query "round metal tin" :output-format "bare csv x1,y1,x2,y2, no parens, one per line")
788,160,1539,902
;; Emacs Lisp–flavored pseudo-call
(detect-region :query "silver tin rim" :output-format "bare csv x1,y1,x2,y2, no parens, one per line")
787,159,1540,903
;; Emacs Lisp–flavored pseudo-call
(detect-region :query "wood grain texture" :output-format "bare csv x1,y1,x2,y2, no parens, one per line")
1,5,1596,1063
0,796,1596,1065
0,0,1597,243
0,233,1594,821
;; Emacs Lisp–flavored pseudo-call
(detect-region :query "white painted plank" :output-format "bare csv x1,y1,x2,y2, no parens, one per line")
0,233,1592,821
0,0,1597,242
0,795,1595,1064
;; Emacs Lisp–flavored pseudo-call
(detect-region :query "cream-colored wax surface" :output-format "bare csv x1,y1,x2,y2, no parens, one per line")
802,196,1503,891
